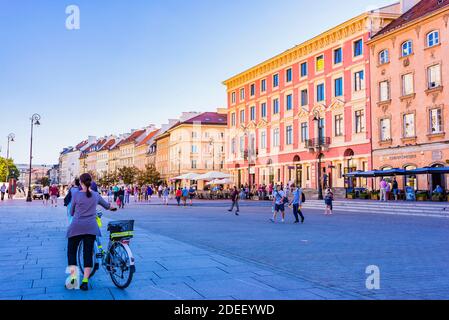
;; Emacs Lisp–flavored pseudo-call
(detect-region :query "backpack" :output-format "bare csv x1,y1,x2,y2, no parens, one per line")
301,192,306,203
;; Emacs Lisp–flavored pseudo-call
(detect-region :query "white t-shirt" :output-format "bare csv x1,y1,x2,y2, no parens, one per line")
43,186,50,195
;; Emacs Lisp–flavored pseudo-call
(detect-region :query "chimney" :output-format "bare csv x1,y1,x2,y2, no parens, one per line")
400,0,420,13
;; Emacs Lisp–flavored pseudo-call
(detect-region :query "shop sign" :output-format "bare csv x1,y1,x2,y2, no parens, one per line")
386,154,417,161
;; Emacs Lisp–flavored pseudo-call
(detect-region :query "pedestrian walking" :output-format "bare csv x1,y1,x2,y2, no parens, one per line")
147,185,153,202
271,185,287,223
289,184,305,224
65,173,116,291
43,185,50,206
379,179,388,202
175,188,182,206
50,184,59,207
118,187,125,209
181,186,189,207
0,183,6,201
324,187,334,215
188,186,196,206
392,178,399,201
228,186,240,215
163,186,170,205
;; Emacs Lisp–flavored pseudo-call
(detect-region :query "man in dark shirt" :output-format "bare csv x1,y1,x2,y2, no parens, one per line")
228,186,240,216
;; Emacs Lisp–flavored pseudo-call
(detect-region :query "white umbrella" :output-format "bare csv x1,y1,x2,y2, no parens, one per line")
173,173,200,180
194,171,230,181
212,178,233,185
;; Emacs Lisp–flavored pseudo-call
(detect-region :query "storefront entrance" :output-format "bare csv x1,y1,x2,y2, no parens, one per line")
431,164,445,191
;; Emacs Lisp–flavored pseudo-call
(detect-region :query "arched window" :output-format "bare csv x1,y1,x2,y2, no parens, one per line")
401,41,413,57
427,31,439,47
379,49,389,65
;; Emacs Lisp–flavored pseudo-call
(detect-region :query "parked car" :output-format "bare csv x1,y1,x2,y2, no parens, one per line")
32,185,44,200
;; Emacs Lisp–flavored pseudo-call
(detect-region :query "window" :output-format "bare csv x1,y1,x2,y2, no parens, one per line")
240,109,245,123
317,83,325,102
192,131,198,139
334,48,342,64
318,119,325,141
273,128,280,147
239,136,245,152
261,79,266,92
301,122,308,142
402,73,414,96
231,92,236,104
250,84,255,97
231,138,236,154
286,68,292,83
316,55,324,72
354,39,363,57
335,114,343,136
401,41,413,57
250,106,256,121
403,113,415,138
334,77,343,97
430,109,443,134
191,145,198,153
427,31,439,47
286,94,293,111
240,88,245,100
379,81,390,101
354,71,365,91
273,98,279,114
301,89,308,106
428,64,441,89
286,125,293,145
300,62,308,77
261,131,266,149
379,49,389,65
273,74,279,88
355,110,365,133
380,118,391,141
191,160,197,169
261,102,267,118
231,113,236,126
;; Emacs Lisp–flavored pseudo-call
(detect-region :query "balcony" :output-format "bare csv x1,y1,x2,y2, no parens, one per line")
305,137,331,151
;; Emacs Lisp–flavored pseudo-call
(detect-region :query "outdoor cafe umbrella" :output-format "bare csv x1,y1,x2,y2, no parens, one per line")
194,171,230,181
207,178,234,185
172,173,201,180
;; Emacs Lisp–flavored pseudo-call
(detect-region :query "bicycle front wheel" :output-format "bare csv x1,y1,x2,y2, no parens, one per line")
76,239,99,278
108,242,134,289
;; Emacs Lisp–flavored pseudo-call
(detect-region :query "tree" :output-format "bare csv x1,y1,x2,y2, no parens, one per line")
136,165,161,186
117,166,139,185
38,176,50,187
0,157,20,182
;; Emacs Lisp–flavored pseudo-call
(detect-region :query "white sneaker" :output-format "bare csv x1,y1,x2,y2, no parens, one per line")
65,276,79,290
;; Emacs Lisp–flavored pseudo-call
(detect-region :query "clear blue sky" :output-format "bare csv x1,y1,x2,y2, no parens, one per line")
0,0,395,164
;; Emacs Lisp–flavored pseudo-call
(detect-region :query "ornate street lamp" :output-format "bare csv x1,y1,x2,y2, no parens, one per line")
5,133,15,180
313,110,324,200
26,114,41,202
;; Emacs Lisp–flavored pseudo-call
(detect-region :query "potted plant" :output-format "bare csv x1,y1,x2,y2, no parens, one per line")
416,191,428,201
370,191,380,200
347,192,356,199
359,192,369,200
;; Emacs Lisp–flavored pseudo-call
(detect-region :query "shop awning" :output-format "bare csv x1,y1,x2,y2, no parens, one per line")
344,167,449,178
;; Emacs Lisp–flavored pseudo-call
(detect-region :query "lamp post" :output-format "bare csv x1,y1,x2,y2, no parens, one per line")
26,114,41,202
5,133,15,181
313,111,324,200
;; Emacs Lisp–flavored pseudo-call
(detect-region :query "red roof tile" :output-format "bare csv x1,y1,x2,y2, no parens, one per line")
136,130,160,147
99,139,116,151
373,0,449,38
117,129,146,147
171,112,227,130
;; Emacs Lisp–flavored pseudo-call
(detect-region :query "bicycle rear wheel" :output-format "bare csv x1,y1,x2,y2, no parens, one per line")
76,239,100,278
108,242,134,289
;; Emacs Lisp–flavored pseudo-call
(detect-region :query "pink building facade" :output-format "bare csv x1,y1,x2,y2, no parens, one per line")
369,0,449,191
224,5,400,192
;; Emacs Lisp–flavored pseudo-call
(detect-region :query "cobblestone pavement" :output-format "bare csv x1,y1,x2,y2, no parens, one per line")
0,199,448,300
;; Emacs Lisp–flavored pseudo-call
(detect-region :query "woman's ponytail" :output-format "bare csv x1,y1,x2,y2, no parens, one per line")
80,173,93,198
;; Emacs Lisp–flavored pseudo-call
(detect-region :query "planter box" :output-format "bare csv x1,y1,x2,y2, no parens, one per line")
347,194,355,199
416,195,427,201
371,194,380,200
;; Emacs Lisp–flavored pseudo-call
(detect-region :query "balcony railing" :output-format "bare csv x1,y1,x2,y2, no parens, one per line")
305,137,331,150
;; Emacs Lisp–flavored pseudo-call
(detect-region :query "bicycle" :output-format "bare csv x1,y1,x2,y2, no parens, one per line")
77,211,136,289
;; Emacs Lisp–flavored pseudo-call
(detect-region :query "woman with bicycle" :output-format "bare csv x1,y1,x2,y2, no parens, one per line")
66,173,116,291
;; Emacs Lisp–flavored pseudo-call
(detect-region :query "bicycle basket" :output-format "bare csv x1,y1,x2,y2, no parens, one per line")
107,220,134,240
